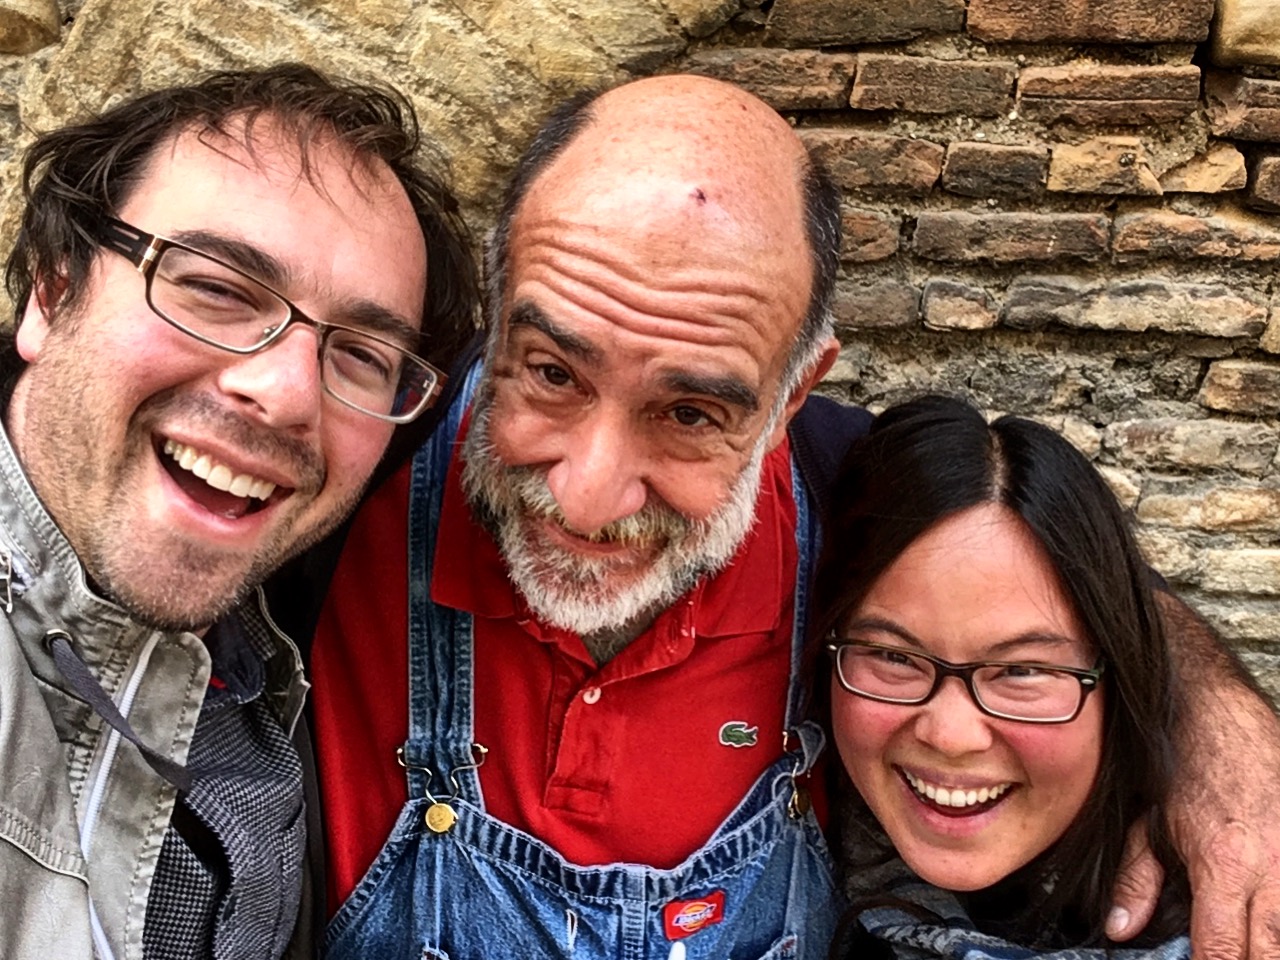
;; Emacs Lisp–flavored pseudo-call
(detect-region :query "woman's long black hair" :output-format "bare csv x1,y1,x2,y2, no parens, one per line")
811,395,1189,948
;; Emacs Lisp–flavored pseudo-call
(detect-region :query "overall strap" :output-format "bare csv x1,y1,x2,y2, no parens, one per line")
784,457,824,773
783,397,873,774
402,361,483,802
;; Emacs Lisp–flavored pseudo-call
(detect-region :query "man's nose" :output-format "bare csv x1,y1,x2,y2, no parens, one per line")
911,678,996,757
543,409,648,534
214,324,324,432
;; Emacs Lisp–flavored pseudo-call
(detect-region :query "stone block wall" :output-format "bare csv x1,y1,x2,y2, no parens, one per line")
0,0,1276,696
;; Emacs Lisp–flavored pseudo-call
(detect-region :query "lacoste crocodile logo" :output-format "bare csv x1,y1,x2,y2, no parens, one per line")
718,721,759,748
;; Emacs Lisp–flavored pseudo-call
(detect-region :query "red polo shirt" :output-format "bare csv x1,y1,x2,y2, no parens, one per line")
311,419,801,912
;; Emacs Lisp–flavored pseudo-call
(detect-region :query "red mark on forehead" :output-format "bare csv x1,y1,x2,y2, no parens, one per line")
691,187,707,204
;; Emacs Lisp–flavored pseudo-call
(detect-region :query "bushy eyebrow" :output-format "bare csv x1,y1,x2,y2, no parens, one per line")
662,371,759,414
508,301,599,362
509,301,759,413
173,230,287,287
170,229,422,348
844,618,1085,661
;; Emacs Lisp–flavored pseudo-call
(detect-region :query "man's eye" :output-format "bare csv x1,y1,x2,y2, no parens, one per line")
670,405,715,428
533,363,573,387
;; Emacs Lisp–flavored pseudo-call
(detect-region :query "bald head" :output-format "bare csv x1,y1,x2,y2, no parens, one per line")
488,75,840,392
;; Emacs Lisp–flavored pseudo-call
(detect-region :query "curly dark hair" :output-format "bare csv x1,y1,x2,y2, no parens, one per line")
4,62,478,373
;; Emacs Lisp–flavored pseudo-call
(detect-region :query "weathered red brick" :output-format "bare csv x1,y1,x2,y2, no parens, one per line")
1249,156,1280,212
922,280,999,330
913,211,1109,263
799,129,944,195
1160,143,1249,193
683,49,856,110
1206,73,1280,142
1017,64,1202,123
942,142,1048,198
849,55,1016,116
1019,63,1201,100
969,0,1213,42
1047,137,1161,195
841,209,900,262
832,280,921,329
1113,210,1280,262
1002,277,1267,337
768,0,965,46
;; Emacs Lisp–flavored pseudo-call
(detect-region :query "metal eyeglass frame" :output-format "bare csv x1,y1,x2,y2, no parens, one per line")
826,638,1105,724
90,216,446,424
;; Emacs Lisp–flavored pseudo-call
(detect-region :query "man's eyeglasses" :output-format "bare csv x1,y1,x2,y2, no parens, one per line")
826,639,1105,724
91,217,445,424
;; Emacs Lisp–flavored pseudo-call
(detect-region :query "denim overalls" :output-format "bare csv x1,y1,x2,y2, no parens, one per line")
324,366,842,960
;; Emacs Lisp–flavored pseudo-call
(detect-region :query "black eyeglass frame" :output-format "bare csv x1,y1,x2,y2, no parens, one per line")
91,216,446,424
826,638,1105,725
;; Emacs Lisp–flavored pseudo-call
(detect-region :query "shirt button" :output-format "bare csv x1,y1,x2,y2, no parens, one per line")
582,686,602,705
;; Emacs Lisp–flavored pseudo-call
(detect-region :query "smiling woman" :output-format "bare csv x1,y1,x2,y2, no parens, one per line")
810,395,1191,958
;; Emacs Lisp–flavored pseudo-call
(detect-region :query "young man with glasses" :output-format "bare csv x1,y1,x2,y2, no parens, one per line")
0,64,475,960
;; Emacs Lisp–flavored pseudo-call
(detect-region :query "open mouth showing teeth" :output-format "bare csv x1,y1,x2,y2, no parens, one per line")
900,768,1015,817
160,439,284,519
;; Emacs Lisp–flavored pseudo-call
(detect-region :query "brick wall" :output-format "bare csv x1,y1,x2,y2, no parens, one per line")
684,0,1280,697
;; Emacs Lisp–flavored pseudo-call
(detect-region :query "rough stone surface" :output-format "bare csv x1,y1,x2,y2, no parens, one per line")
1,0,698,225
942,142,1048,198
1137,529,1202,582
1200,550,1280,595
1003,277,1268,338
799,129,944,195
1159,142,1249,192
967,0,1213,42
1098,465,1142,508
1112,209,1280,262
1137,487,1280,530
1198,359,1280,416
1240,653,1280,707
832,280,921,329
767,0,965,46
1206,72,1280,141
1048,138,1162,195
1105,418,1279,474
682,48,856,110
921,280,999,330
840,209,900,262
849,55,1016,117
1249,156,1280,212
1212,0,1280,67
913,211,1109,263
1016,63,1199,124
0,0,58,53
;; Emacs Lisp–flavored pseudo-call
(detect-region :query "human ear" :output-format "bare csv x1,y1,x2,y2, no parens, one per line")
15,273,66,362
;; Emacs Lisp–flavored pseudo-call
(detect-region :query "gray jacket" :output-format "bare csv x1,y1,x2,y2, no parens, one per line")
0,422,314,960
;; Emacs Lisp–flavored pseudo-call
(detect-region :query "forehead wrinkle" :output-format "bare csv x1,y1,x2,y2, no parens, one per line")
514,230,787,353
508,301,600,362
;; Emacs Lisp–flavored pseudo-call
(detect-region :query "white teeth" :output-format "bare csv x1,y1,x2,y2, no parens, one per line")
904,770,1011,809
207,464,233,492
162,441,278,502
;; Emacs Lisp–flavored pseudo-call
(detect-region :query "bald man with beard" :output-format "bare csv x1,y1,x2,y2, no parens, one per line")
309,76,1280,960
